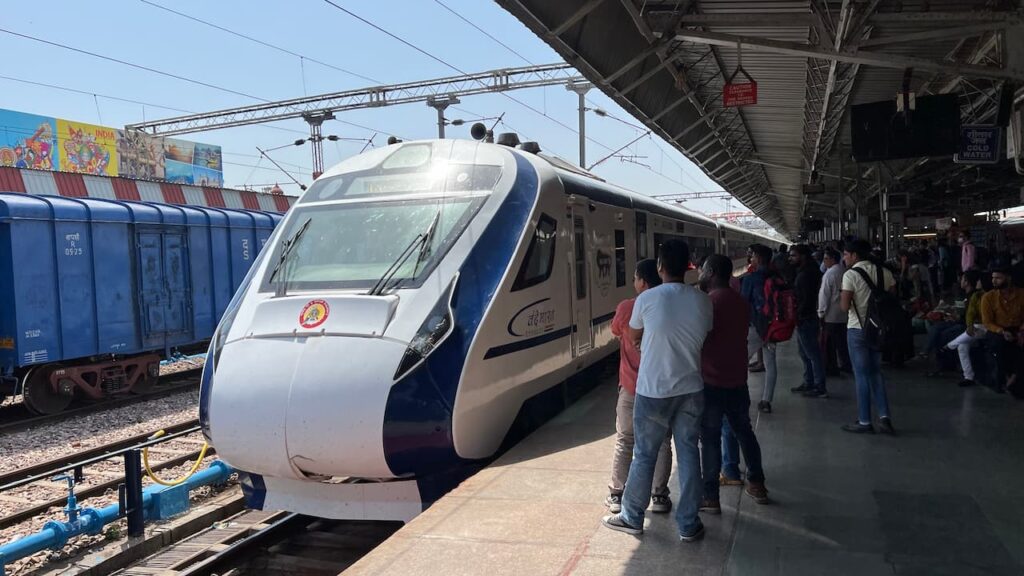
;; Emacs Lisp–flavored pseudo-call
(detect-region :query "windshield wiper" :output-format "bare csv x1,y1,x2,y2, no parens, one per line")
368,232,425,296
415,210,442,272
376,208,440,293
368,210,442,296
269,217,312,296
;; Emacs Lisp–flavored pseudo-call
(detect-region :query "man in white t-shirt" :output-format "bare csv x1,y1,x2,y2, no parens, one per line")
602,239,713,543
840,239,897,435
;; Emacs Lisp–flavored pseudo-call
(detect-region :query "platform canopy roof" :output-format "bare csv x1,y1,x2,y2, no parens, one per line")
496,0,1024,237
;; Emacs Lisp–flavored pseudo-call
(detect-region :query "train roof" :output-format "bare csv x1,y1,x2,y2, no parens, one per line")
534,150,779,246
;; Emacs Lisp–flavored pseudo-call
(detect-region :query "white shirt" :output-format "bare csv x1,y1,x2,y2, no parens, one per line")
628,282,713,398
818,263,847,324
842,261,896,330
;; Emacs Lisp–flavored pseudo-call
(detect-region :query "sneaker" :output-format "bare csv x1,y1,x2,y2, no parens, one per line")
958,378,976,388
748,364,765,373
650,495,672,513
878,417,896,435
699,499,721,514
605,493,622,513
841,422,874,434
745,482,770,504
679,522,705,542
757,400,772,414
602,513,642,535
802,389,828,398
790,384,811,393
719,473,744,486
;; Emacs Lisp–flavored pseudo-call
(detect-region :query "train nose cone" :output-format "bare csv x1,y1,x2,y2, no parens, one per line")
283,336,405,478
209,336,404,481
209,294,403,480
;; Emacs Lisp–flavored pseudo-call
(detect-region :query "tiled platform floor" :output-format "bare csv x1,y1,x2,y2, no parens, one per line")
345,341,1024,575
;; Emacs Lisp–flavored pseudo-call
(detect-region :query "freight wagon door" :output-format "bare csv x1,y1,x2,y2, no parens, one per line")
137,231,191,347
162,233,190,337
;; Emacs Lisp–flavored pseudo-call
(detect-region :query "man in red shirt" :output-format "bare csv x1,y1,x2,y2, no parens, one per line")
607,259,673,514
698,254,769,513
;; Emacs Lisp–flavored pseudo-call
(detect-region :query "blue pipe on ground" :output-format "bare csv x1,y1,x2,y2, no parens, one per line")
0,460,233,576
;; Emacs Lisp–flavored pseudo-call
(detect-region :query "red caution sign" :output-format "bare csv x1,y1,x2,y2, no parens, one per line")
723,81,757,107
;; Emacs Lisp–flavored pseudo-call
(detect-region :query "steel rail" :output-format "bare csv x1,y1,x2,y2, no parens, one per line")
0,419,200,492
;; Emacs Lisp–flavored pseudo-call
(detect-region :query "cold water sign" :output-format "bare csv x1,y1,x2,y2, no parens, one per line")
955,125,1000,164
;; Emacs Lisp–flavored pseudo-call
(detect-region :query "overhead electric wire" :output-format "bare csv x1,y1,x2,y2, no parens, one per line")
320,0,615,153
0,74,309,137
137,0,383,85
416,2,731,200
330,0,709,193
431,0,535,66
0,27,270,103
0,41,396,139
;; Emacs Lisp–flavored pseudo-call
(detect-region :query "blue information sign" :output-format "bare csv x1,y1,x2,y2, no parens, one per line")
955,125,1001,164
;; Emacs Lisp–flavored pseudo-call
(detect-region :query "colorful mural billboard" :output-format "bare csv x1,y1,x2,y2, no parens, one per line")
0,110,58,171
117,129,165,180
0,108,221,186
58,119,118,176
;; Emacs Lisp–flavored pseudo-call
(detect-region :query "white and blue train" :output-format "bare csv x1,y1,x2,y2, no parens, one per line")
200,137,781,521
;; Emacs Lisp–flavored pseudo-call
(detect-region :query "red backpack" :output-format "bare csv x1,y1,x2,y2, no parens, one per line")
762,275,796,343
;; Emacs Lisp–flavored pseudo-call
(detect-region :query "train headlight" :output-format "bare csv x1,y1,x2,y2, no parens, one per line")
394,278,457,380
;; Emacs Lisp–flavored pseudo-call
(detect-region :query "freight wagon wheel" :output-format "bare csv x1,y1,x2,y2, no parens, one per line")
21,366,73,415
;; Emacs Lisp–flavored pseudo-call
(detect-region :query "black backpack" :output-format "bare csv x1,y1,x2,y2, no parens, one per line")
851,264,910,351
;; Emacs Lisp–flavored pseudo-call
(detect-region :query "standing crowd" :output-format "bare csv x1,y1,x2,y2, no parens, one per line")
600,236,919,543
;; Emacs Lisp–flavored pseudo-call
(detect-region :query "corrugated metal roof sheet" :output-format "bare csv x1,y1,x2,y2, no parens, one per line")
82,175,116,199
496,0,1022,236
0,167,26,193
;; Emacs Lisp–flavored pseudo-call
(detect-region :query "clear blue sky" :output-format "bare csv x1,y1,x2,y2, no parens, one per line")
0,0,741,215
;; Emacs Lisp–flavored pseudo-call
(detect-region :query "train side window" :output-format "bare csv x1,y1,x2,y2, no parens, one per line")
614,229,626,287
512,214,558,291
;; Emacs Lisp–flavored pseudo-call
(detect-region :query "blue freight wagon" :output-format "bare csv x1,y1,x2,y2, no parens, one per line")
0,193,282,414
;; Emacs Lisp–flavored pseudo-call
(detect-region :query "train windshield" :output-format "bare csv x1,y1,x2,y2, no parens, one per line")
261,141,504,292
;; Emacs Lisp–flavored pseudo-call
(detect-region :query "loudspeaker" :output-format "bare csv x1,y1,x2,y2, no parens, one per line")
470,122,488,141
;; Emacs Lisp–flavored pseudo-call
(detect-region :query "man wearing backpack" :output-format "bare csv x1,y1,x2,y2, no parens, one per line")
741,244,777,413
840,240,897,434
789,244,826,397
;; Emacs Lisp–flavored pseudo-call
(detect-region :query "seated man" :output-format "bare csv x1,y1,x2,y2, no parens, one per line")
980,267,1024,393
944,270,987,387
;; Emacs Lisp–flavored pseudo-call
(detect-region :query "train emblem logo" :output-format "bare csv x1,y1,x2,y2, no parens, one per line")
299,300,330,329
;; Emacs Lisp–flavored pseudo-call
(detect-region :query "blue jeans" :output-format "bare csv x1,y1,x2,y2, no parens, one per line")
701,386,764,503
749,326,778,402
621,391,704,536
926,320,963,354
847,328,891,423
721,418,741,479
796,319,826,392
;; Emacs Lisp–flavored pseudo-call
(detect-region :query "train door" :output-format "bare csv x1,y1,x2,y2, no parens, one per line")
137,230,192,347
569,206,593,357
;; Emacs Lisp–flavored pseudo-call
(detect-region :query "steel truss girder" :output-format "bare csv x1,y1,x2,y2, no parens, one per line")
667,28,1024,82
645,10,1021,29
127,63,583,135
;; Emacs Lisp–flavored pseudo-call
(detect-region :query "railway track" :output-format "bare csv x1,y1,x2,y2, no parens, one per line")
0,367,202,435
116,509,401,576
0,419,209,532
